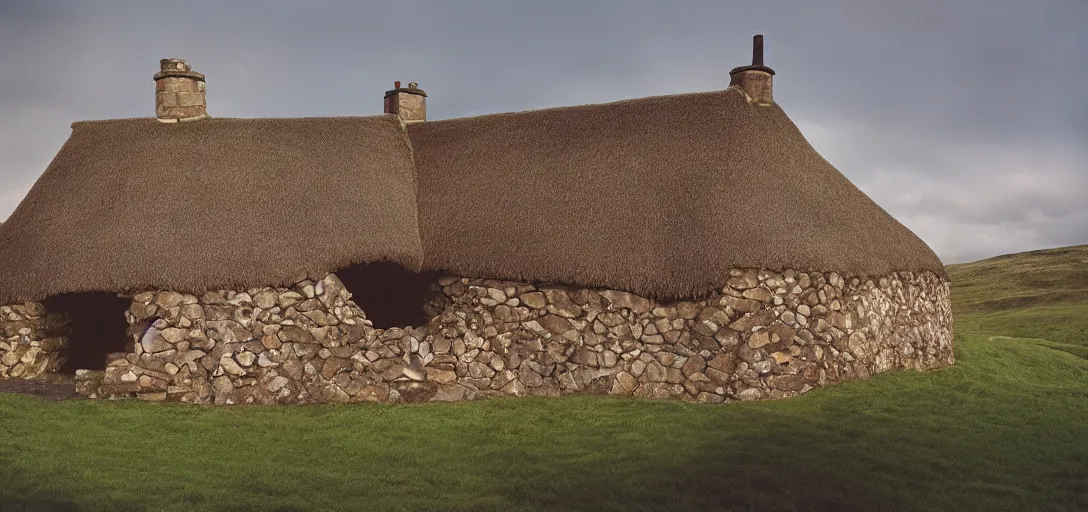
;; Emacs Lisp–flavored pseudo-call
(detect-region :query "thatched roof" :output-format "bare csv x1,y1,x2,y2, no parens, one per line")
0,116,421,303
0,86,946,304
410,88,946,298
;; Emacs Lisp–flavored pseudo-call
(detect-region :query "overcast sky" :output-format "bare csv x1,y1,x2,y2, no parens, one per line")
1,0,1085,264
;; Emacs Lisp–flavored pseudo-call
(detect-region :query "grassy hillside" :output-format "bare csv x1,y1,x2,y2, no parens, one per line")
0,333,1085,512
947,244,1088,356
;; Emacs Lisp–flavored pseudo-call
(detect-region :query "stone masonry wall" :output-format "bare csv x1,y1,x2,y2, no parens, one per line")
0,303,70,379
73,268,954,404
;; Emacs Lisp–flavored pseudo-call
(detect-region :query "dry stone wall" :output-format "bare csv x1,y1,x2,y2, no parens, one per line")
0,303,70,379
79,275,375,403
73,268,954,404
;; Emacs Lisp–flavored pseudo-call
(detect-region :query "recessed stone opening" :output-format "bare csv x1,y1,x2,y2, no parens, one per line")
41,293,131,372
333,262,444,329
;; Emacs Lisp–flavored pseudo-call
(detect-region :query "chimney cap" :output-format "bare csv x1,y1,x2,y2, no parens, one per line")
729,34,775,76
154,57,205,82
384,81,428,98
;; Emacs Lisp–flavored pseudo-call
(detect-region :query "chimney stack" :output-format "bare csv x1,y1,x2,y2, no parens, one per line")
384,81,427,124
729,35,776,105
154,58,207,122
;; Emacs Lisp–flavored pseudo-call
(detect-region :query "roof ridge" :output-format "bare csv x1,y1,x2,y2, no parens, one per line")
69,90,756,128
71,114,401,127
420,87,749,124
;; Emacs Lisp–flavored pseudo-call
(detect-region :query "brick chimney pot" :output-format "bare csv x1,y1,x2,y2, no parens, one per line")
154,58,208,122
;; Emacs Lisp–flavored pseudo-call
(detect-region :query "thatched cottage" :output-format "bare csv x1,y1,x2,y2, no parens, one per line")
0,37,953,404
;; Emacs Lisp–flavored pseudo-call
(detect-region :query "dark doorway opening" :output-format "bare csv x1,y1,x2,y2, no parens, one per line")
334,262,444,329
41,292,131,373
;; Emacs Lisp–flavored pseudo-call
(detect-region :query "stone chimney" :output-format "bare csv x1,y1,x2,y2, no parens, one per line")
384,81,427,124
154,58,207,122
729,35,776,106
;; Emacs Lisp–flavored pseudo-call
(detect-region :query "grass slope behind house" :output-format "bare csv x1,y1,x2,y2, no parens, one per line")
947,244,1088,355
0,333,1086,512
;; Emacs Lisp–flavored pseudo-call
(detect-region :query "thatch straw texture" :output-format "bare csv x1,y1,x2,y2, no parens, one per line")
0,87,947,303
0,116,421,304
409,87,946,299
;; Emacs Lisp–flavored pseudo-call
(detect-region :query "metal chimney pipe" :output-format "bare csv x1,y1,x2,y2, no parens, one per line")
753,35,764,66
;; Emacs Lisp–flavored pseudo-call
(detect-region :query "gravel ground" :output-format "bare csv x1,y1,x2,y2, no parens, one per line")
0,374,79,400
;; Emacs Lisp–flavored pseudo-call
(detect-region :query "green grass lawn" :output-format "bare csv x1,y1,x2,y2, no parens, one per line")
2,244,1087,512
1,333,1085,512
954,303,1088,358
947,244,1088,355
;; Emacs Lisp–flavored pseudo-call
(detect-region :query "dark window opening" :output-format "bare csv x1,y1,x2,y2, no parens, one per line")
334,262,444,329
41,292,131,373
